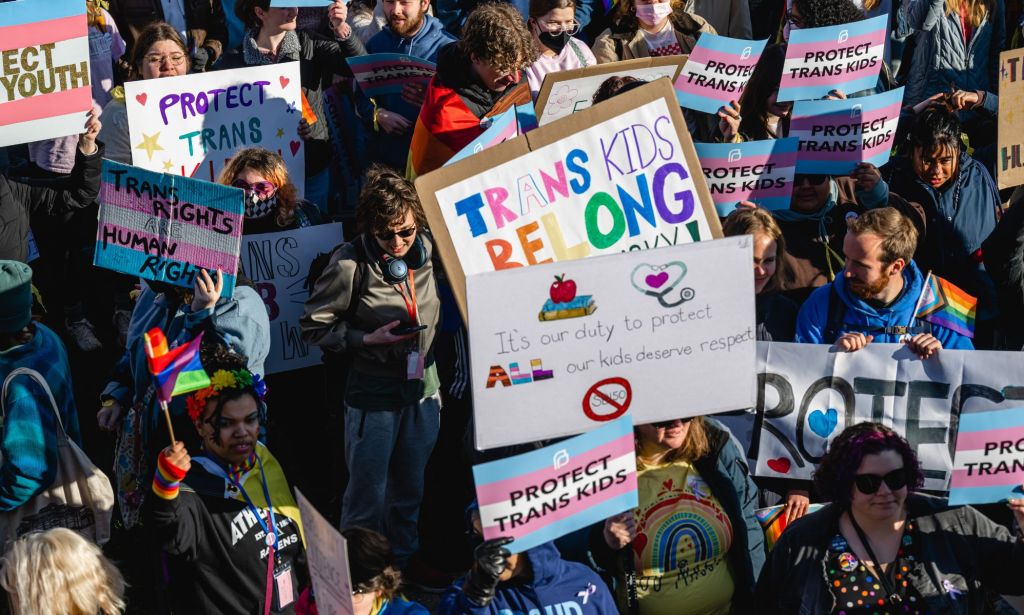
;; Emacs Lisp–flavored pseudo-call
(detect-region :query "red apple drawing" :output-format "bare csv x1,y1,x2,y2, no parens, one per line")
550,275,577,304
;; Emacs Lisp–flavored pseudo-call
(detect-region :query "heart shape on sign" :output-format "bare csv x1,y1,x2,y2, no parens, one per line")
135,93,148,105
630,261,687,295
279,76,290,88
289,141,301,156
808,408,838,438
766,457,791,474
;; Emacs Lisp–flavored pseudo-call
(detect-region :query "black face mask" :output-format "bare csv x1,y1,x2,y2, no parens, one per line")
538,29,571,54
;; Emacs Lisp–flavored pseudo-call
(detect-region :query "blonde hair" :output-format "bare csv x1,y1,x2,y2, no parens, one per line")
635,416,711,470
862,0,880,10
0,529,126,615
218,147,299,228
945,0,988,27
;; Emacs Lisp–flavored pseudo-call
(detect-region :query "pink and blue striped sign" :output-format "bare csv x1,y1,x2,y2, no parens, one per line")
474,414,638,553
778,14,887,102
790,87,903,175
694,137,799,216
93,160,244,298
0,0,92,147
347,53,436,99
949,408,1024,505
675,34,767,115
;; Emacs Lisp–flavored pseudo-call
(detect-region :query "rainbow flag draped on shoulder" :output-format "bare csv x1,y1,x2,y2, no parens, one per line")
914,273,977,338
144,329,210,403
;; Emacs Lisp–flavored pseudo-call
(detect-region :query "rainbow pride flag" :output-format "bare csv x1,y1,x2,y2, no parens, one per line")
914,273,977,338
144,329,210,403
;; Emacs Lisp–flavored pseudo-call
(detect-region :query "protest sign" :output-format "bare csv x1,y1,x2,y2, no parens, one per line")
534,56,686,126
675,34,767,114
467,236,755,449
949,409,1024,505
778,14,886,101
295,490,354,615
756,503,825,551
753,342,1024,491
997,49,1024,189
474,415,638,553
416,80,721,321
242,223,342,374
790,87,902,175
271,0,331,5
124,63,305,195
446,103,538,166
346,53,436,99
93,160,244,298
694,138,798,216
0,0,92,147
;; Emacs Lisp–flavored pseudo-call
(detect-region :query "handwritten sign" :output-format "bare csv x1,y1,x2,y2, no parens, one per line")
124,63,305,195
694,138,798,216
949,409,1024,505
475,415,638,553
675,34,767,114
534,57,686,126
242,223,342,374
789,87,902,175
753,342,1024,491
778,14,886,101
0,0,92,147
417,80,720,321
93,160,244,298
295,490,354,615
467,236,755,449
998,49,1024,189
346,53,436,99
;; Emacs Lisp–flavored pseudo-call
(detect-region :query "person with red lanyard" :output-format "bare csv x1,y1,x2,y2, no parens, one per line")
145,343,307,615
301,165,441,569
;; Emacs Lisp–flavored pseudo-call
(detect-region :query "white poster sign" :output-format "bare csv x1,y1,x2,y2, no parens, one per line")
295,490,354,615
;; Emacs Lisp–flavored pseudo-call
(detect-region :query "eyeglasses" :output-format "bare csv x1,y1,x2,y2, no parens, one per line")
375,226,417,241
144,53,187,66
652,418,693,429
232,179,277,198
786,9,804,28
537,17,580,35
853,469,908,494
794,174,829,186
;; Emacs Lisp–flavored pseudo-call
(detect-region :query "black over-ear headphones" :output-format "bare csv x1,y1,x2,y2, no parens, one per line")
367,234,428,285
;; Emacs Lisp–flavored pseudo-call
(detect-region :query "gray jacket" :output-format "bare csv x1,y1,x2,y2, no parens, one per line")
755,493,1024,614
898,0,1004,108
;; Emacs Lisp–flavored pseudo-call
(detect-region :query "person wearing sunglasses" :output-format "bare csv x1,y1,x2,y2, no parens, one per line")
523,0,595,98
591,0,714,64
593,416,764,614
757,421,1024,614
301,166,440,568
219,147,323,235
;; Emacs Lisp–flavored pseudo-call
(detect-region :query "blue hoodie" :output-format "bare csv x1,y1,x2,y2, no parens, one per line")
438,542,617,615
795,260,974,349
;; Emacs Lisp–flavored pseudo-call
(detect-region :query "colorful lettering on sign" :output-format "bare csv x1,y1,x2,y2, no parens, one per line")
486,359,554,388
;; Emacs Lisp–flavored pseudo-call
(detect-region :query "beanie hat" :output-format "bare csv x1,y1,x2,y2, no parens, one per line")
0,261,32,333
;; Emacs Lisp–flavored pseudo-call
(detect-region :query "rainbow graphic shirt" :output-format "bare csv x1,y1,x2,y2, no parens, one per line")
631,460,734,615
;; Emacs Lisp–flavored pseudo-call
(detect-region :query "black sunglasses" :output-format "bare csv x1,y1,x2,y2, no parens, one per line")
794,174,829,186
854,469,908,494
375,226,417,241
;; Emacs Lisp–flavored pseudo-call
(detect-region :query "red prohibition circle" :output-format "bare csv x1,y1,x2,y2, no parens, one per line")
582,377,633,421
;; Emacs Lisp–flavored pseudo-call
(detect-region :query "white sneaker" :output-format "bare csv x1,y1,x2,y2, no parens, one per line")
65,318,102,352
112,309,131,348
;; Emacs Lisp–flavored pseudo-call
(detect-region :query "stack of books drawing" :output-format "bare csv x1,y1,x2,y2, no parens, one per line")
538,295,597,321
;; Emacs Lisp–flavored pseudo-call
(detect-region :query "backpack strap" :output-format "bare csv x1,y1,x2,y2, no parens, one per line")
1,368,68,442
823,284,846,345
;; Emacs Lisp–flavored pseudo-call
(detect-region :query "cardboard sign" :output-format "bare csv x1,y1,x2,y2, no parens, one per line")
93,160,244,298
0,0,92,147
295,490,354,615
778,14,886,101
124,63,305,195
675,34,767,114
948,409,1024,505
468,236,755,449
790,87,902,175
694,138,798,216
997,49,1024,189
753,342,1024,491
534,56,687,126
416,80,721,322
346,53,436,99
242,223,343,374
474,415,638,553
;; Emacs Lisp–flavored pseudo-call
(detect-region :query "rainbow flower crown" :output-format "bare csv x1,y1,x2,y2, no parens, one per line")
186,368,268,420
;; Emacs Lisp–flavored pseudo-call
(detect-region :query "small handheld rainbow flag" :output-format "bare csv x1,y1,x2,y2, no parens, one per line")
144,329,210,404
913,273,977,339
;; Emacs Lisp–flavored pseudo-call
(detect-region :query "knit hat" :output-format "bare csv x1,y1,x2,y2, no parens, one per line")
0,261,32,333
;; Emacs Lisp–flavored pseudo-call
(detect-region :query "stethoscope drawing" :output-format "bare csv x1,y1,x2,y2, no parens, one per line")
630,261,696,308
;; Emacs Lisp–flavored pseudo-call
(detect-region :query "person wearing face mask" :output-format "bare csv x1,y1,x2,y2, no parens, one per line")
756,422,1024,615
591,0,714,64
219,147,323,234
146,343,308,615
523,0,595,97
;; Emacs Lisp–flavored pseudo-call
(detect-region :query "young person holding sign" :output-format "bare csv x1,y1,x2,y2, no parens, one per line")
591,0,714,63
219,147,323,234
524,0,595,97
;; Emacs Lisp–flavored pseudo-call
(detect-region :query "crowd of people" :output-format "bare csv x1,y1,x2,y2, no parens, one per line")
3,0,1024,612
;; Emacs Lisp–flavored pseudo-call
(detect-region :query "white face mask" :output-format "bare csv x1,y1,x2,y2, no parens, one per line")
635,1,672,26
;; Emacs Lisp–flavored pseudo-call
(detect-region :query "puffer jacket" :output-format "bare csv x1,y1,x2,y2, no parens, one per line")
897,0,1004,109
591,7,715,63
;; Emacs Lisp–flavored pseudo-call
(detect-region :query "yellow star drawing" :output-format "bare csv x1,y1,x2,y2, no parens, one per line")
276,128,285,138
162,159,174,171
134,132,164,161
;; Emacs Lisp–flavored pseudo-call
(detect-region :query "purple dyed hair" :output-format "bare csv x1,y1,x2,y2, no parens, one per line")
813,422,924,507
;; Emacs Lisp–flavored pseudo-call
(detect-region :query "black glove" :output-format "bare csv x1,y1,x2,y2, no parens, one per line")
462,536,513,606
191,46,211,72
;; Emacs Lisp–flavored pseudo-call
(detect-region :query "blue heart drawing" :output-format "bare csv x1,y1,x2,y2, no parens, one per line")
808,408,838,438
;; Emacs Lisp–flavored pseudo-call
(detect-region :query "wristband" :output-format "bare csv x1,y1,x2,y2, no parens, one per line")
152,452,188,500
